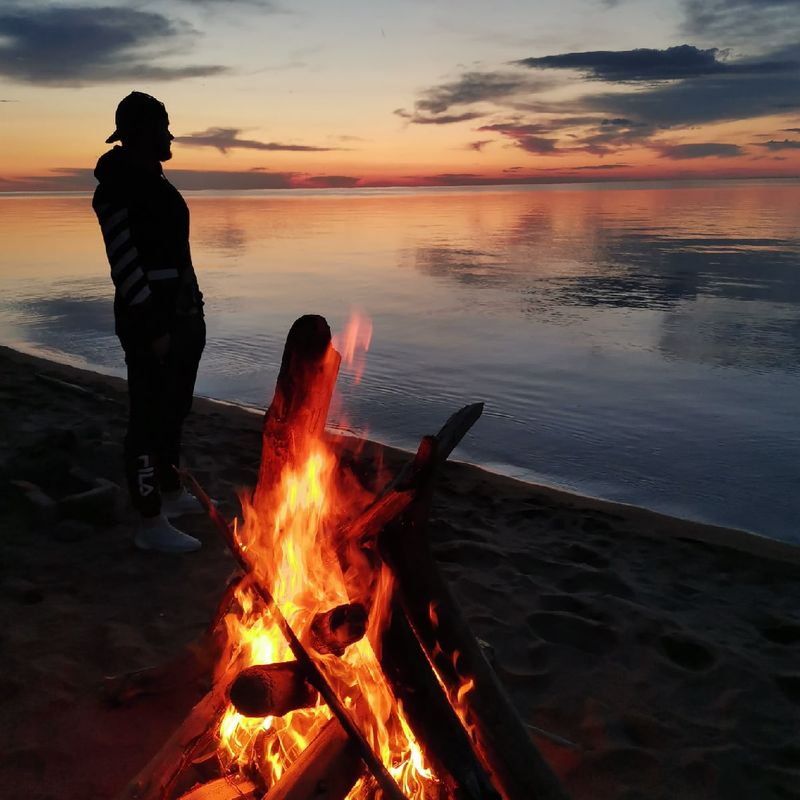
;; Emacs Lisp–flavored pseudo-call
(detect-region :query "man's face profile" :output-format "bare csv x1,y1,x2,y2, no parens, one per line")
124,117,173,162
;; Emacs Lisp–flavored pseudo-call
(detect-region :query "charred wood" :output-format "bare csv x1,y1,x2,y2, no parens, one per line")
183,469,408,800
381,441,568,800
115,683,229,800
254,314,341,509
309,602,368,656
229,662,317,719
379,601,500,800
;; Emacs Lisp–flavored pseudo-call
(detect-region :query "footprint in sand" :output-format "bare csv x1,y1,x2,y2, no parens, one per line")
537,592,604,621
558,567,634,599
658,633,717,671
759,620,800,645
561,542,609,569
774,674,800,705
527,610,618,654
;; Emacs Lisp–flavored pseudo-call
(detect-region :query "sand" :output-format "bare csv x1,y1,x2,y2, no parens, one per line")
1,343,799,800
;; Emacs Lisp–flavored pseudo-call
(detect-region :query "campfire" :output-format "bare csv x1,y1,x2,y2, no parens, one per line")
111,315,567,800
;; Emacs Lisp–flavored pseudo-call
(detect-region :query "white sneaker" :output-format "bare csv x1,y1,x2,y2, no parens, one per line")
134,514,202,553
161,488,206,519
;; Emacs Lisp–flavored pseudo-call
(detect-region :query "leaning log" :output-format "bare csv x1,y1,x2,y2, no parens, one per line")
379,600,500,800
176,776,258,800
263,718,363,800
381,437,568,800
116,683,229,800
254,314,342,510
229,662,317,718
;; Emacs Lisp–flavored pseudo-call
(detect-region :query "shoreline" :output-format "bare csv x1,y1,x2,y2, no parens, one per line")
3,342,800,799
3,342,797,566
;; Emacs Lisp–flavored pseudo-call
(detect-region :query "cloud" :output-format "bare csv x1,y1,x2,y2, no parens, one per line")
655,142,745,159
176,0,284,7
784,128,800,133
681,0,800,46
477,122,566,153
173,127,337,153
570,163,631,170
478,118,650,156
394,109,485,125
515,44,794,82
395,71,551,123
0,167,296,192
758,139,800,150
297,175,361,188
468,140,492,151
0,6,225,86
582,70,800,128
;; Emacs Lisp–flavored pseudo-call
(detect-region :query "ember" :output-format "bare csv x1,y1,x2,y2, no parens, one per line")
114,315,567,800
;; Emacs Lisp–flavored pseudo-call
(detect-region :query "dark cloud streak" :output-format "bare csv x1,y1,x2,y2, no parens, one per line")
759,139,800,150
0,6,224,86
656,142,745,159
394,109,485,125
515,44,795,82
174,127,337,153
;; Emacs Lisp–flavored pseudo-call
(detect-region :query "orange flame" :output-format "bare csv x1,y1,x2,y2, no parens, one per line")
216,407,440,796
334,310,372,384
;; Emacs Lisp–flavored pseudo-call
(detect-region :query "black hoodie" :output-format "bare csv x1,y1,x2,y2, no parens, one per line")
92,146,203,344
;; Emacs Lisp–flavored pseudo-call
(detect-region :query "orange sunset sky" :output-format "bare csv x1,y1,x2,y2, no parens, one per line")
1,0,799,191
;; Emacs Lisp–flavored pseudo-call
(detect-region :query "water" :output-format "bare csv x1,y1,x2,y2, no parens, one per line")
1,181,799,543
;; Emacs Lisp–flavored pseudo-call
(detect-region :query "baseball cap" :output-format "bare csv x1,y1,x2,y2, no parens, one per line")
105,91,169,144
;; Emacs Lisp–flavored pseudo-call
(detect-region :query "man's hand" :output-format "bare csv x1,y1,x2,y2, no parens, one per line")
152,332,171,363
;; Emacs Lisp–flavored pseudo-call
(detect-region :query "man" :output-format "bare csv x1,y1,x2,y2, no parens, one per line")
93,91,206,553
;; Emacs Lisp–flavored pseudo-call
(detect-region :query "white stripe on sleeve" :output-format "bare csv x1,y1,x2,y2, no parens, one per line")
101,209,128,236
120,268,146,297
111,247,138,278
107,228,131,255
129,285,151,306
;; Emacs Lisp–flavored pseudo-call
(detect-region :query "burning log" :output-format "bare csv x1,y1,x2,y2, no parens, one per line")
183,471,408,800
263,718,363,800
229,662,318,718
379,602,500,800
254,314,341,509
336,404,483,608
177,776,258,800
380,438,568,800
309,602,368,656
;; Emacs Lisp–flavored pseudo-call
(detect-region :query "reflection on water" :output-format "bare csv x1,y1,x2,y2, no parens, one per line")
1,181,799,542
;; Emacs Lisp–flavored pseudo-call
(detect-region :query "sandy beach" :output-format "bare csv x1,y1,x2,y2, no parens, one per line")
1,343,799,800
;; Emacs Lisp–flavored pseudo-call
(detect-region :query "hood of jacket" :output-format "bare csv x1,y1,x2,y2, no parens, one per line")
94,146,163,185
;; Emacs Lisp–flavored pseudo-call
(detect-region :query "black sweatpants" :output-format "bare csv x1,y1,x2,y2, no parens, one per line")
120,316,206,517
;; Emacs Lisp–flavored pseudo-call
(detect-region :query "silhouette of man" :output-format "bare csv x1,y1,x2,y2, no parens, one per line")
92,91,206,552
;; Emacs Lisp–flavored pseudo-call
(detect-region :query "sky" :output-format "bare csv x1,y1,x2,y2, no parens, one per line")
1,0,799,190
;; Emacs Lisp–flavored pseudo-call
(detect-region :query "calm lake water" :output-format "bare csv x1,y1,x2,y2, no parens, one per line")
1,181,799,543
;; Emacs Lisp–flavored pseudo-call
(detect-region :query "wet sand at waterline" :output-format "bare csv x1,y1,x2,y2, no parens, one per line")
1,344,799,800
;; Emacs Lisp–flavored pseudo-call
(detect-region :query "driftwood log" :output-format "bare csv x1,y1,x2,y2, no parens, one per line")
262,718,363,800
116,683,230,800
380,436,568,800
379,600,500,800
228,662,318,718
254,314,341,510
176,776,258,800
309,602,368,656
